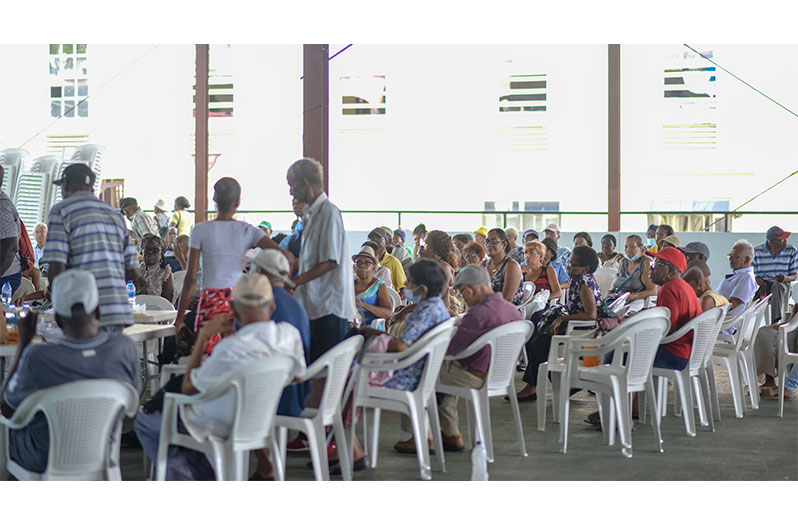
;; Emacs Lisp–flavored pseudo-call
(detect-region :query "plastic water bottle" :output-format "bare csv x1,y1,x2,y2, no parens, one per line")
1,281,11,306
126,282,136,308
5,305,18,343
470,440,489,481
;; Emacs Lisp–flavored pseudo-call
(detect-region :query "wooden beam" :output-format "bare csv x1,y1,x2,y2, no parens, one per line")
195,44,209,223
303,44,330,194
608,44,621,232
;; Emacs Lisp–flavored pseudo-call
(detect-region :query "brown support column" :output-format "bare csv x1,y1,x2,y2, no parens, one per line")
303,44,330,194
195,44,209,223
608,44,621,232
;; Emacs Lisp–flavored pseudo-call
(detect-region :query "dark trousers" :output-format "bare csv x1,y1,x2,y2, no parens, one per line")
522,333,553,387
309,315,348,363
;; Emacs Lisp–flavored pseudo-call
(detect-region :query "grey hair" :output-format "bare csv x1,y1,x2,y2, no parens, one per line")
34,222,47,231
733,239,755,260
626,234,644,247
287,158,324,188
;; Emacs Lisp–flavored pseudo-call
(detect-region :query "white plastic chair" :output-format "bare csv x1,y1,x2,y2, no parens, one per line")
350,317,458,480
156,356,297,481
135,294,176,311
171,271,186,307
737,294,771,410
651,307,725,436
385,286,402,310
0,379,138,481
436,320,534,462
275,335,362,481
711,301,758,418
609,292,630,313
594,267,617,298
777,311,798,417
11,278,35,302
524,289,550,320
561,309,672,456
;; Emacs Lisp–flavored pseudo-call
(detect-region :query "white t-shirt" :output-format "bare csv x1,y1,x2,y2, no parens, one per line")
0,191,21,277
188,220,265,289
183,321,305,439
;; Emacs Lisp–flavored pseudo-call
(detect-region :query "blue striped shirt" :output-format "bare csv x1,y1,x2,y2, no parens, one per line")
41,191,138,327
752,243,798,281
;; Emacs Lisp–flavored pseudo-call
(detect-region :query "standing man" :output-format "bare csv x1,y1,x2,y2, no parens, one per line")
153,199,171,239
33,223,47,270
42,164,140,333
368,227,407,291
0,165,22,295
120,197,159,251
286,158,355,413
752,226,798,323
257,221,273,239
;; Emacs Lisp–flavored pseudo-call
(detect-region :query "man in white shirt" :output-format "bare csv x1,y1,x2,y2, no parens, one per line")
134,273,305,480
33,223,47,269
717,239,759,319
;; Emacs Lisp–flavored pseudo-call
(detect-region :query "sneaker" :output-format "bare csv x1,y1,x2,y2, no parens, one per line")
286,435,310,452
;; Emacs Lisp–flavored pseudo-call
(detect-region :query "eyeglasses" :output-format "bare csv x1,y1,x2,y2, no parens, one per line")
484,238,503,246
355,260,374,267
727,253,744,260
142,248,161,255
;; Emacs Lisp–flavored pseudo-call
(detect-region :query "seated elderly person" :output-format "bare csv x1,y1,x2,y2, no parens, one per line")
573,232,593,249
541,237,570,290
608,234,657,306
353,245,393,325
505,227,525,264
755,302,798,400
418,230,463,315
483,228,523,305
598,233,624,269
452,233,472,270
680,241,710,264
134,273,305,480
391,228,412,266
133,235,174,303
473,226,489,247
523,229,540,243
368,228,407,291
522,240,561,301
362,240,394,290
462,240,486,266
436,265,522,451
1,270,140,474
682,260,728,312
752,226,798,323
660,234,681,251
717,239,759,319
650,224,675,253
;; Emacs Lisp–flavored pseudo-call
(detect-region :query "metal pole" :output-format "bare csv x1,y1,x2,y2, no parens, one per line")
194,44,209,223
303,44,330,194
608,44,621,232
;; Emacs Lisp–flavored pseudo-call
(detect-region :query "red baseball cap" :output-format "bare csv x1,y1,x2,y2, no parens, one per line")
646,246,687,273
766,226,791,242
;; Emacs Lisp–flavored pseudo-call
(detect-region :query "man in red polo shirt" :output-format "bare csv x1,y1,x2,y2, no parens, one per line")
648,247,702,370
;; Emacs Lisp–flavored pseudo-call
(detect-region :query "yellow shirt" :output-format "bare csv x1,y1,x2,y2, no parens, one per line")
701,289,729,308
380,252,407,290
170,210,194,236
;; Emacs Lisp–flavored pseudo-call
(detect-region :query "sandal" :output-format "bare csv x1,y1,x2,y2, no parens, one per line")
759,385,779,399
585,411,602,430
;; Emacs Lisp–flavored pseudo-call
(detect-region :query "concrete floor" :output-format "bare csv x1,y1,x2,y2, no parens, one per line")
120,369,798,481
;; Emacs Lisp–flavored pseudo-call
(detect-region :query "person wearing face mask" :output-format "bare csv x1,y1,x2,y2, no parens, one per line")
608,234,657,305
433,265,522,451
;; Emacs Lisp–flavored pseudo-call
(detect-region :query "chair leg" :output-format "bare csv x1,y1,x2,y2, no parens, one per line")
366,408,381,469
613,383,632,458
692,375,708,427
778,362,789,418
674,373,695,437
559,388,571,453
465,401,475,448
427,396,446,473
332,412,352,481
697,370,715,432
507,386,528,457
550,367,560,423
473,392,493,463
409,400,432,480
277,426,288,479
645,380,663,453
537,363,550,429
741,351,760,409
270,430,285,482
723,358,744,418
707,363,721,421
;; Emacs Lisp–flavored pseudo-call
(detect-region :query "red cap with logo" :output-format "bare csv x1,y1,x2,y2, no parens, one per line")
646,246,687,273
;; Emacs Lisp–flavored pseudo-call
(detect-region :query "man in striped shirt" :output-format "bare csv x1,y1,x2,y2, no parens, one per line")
0,165,22,295
752,226,798,323
41,164,141,333
120,197,159,251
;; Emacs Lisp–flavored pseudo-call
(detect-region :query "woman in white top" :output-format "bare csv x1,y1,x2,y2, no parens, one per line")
175,177,281,354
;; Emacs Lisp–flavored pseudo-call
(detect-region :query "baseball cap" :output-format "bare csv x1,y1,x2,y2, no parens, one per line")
647,224,658,233
647,246,686,273
679,241,710,261
368,227,391,243
682,260,711,282
248,249,295,288
474,226,490,237
661,234,681,248
452,264,491,290
52,163,96,187
523,229,539,241
544,223,561,235
154,199,167,212
119,197,138,211
258,221,272,231
52,269,99,318
393,229,406,241
352,244,380,265
766,226,791,242
232,273,274,306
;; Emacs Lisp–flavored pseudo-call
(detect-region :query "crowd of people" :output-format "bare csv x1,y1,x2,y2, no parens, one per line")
0,158,796,480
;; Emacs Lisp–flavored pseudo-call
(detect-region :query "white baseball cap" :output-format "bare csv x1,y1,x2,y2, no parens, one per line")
233,273,274,306
245,249,295,288
52,269,99,318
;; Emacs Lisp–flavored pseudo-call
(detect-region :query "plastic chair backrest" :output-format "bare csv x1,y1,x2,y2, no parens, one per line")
483,320,534,391
594,267,616,298
135,294,176,311
525,289,550,319
312,336,363,425
682,308,724,374
704,304,730,365
411,318,459,401
609,292,630,311
385,287,401,311
10,379,138,478
623,316,672,388
12,278,35,301
745,294,771,342
519,282,536,304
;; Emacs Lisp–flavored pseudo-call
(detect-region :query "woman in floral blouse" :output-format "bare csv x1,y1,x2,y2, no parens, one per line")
134,234,174,303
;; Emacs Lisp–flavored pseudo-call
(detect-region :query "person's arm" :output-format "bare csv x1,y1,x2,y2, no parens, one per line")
775,273,797,284
359,283,394,321
630,260,658,301
551,282,598,333
24,267,40,291
175,245,187,270
161,272,174,303
181,315,235,395
501,259,522,303
0,237,19,276
700,295,715,312
728,296,744,312
175,247,201,334
294,260,337,287
546,266,562,300
0,312,38,418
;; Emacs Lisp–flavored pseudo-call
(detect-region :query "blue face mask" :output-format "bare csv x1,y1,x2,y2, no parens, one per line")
233,318,241,331
403,287,421,304
625,253,641,262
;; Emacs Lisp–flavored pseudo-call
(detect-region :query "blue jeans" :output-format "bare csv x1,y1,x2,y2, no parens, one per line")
1,272,22,296
786,362,798,393
601,346,688,371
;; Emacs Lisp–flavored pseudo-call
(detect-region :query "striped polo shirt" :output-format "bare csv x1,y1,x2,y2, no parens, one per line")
41,191,138,328
752,243,798,281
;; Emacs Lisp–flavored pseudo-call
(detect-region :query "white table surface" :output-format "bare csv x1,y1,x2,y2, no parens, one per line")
133,310,177,324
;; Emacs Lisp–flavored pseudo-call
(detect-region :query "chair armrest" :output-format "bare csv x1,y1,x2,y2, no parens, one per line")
160,364,187,388
661,323,696,345
359,346,430,372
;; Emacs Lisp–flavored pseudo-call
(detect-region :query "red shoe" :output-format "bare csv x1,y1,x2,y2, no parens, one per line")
327,439,337,456
286,435,310,452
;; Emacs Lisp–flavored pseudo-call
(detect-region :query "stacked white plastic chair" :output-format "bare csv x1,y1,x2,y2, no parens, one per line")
777,311,798,417
651,306,725,436
350,317,458,480
0,148,29,198
156,355,297,481
14,154,58,229
559,308,671,457
0,379,138,480
436,320,534,462
275,335,362,481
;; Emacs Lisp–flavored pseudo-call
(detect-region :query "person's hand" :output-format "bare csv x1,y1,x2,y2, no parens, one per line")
199,315,235,338
550,316,566,335
17,311,38,348
775,274,786,283
355,297,365,309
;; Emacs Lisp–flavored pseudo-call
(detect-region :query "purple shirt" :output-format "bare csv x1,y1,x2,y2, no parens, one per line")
446,292,523,373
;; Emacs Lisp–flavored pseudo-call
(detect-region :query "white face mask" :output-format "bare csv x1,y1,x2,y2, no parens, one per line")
403,287,422,304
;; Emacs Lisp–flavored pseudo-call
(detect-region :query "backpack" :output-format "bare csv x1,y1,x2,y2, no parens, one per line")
18,220,35,272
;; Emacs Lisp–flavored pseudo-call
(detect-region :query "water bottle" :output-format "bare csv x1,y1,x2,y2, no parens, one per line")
5,305,18,343
1,281,11,306
126,281,136,308
470,440,489,481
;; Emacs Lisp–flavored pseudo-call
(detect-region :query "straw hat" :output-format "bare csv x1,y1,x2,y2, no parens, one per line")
352,245,379,265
